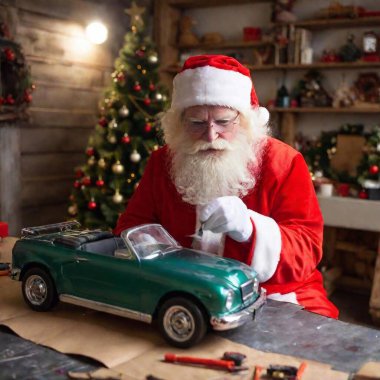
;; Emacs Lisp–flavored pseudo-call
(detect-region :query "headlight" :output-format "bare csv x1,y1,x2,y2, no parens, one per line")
225,289,234,310
253,278,259,293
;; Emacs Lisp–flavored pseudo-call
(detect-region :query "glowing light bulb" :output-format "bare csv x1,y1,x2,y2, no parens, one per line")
85,21,108,44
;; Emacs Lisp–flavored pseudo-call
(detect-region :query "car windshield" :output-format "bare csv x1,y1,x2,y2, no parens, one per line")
121,224,180,260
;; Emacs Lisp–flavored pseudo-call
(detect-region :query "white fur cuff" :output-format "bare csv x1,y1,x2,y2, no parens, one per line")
249,210,281,282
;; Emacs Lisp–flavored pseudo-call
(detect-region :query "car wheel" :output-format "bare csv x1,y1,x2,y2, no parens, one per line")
22,267,58,311
158,297,207,348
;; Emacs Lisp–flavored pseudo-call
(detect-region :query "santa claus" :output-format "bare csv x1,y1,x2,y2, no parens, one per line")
114,55,338,319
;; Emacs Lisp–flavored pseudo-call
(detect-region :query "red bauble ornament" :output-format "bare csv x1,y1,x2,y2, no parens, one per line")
88,200,97,210
144,123,152,132
359,189,368,199
74,180,81,189
6,94,15,105
96,179,105,187
0,97,4,105
23,92,32,103
116,72,125,83
86,147,95,156
369,165,379,175
149,83,155,91
121,134,131,144
4,48,15,61
82,176,92,186
133,83,142,92
136,49,145,57
143,97,151,106
98,117,108,128
75,169,84,178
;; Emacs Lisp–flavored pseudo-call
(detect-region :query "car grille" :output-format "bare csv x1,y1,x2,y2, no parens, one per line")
240,279,254,301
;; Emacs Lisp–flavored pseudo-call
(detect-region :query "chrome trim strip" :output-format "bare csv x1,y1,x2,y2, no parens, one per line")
210,288,267,331
59,294,152,323
10,268,21,281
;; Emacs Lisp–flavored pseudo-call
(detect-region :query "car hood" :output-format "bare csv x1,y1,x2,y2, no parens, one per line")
153,248,255,288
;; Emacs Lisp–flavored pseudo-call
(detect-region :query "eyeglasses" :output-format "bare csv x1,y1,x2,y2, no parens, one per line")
184,112,240,134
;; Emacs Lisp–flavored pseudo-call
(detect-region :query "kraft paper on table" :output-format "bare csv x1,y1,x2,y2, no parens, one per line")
0,238,350,379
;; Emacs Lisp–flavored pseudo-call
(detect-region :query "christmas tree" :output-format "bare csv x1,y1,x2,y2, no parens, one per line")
68,2,168,229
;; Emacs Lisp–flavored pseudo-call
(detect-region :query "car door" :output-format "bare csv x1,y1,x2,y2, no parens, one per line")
61,250,141,311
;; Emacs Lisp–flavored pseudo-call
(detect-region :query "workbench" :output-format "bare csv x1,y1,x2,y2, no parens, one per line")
317,196,380,322
1,298,380,379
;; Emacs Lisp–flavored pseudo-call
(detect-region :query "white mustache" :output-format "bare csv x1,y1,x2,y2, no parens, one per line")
186,139,233,154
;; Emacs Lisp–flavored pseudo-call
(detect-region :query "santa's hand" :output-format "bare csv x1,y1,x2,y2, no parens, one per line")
200,196,253,242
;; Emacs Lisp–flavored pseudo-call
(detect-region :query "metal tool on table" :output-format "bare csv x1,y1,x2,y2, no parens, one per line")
253,362,307,380
163,352,248,372
191,222,204,249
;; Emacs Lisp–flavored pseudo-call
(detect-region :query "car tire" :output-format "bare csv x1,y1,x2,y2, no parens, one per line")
22,267,58,311
158,297,207,348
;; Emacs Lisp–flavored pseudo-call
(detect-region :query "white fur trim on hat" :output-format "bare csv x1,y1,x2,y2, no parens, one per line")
172,66,253,113
257,106,270,126
249,210,281,282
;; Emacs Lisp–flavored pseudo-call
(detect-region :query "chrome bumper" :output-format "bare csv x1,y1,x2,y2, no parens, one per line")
210,288,266,331
10,268,21,281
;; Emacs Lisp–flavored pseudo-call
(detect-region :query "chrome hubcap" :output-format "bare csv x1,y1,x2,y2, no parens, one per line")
25,275,47,305
163,305,195,342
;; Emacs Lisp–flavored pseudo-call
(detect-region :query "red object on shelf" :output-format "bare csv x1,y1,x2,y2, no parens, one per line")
362,54,380,62
243,27,262,42
337,183,350,197
0,222,9,238
358,9,380,17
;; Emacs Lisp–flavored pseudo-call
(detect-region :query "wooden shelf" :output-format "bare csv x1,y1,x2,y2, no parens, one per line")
277,16,380,30
177,40,273,50
168,0,271,9
272,107,380,113
165,61,380,74
248,61,380,71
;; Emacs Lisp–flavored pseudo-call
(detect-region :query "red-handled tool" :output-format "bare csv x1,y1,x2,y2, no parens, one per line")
164,353,243,371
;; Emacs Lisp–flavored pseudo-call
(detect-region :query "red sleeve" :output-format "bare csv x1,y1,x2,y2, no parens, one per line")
268,152,323,285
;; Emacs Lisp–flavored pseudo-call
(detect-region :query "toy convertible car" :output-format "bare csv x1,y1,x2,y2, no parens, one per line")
11,221,265,347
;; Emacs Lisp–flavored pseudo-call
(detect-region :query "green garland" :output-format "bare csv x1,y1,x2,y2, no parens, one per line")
299,124,379,186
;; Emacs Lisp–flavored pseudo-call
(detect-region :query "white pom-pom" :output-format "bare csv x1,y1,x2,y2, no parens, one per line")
257,106,270,126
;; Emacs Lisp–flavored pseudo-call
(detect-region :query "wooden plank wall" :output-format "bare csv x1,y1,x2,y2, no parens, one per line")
0,0,139,232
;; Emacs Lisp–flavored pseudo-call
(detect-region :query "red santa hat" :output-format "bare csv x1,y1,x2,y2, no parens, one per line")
171,54,269,125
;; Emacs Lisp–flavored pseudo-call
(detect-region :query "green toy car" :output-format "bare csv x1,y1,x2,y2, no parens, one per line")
11,221,266,348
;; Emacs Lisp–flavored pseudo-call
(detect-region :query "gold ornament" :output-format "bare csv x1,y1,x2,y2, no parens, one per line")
112,160,125,174
113,190,124,204
119,105,130,117
87,156,96,166
148,54,158,64
130,149,141,163
108,134,117,144
109,119,118,129
68,204,78,216
98,158,106,168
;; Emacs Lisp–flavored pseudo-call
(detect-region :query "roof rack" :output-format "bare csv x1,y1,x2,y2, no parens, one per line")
21,221,81,238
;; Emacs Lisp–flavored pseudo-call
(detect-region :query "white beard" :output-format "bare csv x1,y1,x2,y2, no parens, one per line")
169,129,264,205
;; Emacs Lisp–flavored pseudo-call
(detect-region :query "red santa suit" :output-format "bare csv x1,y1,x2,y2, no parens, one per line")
114,137,339,319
